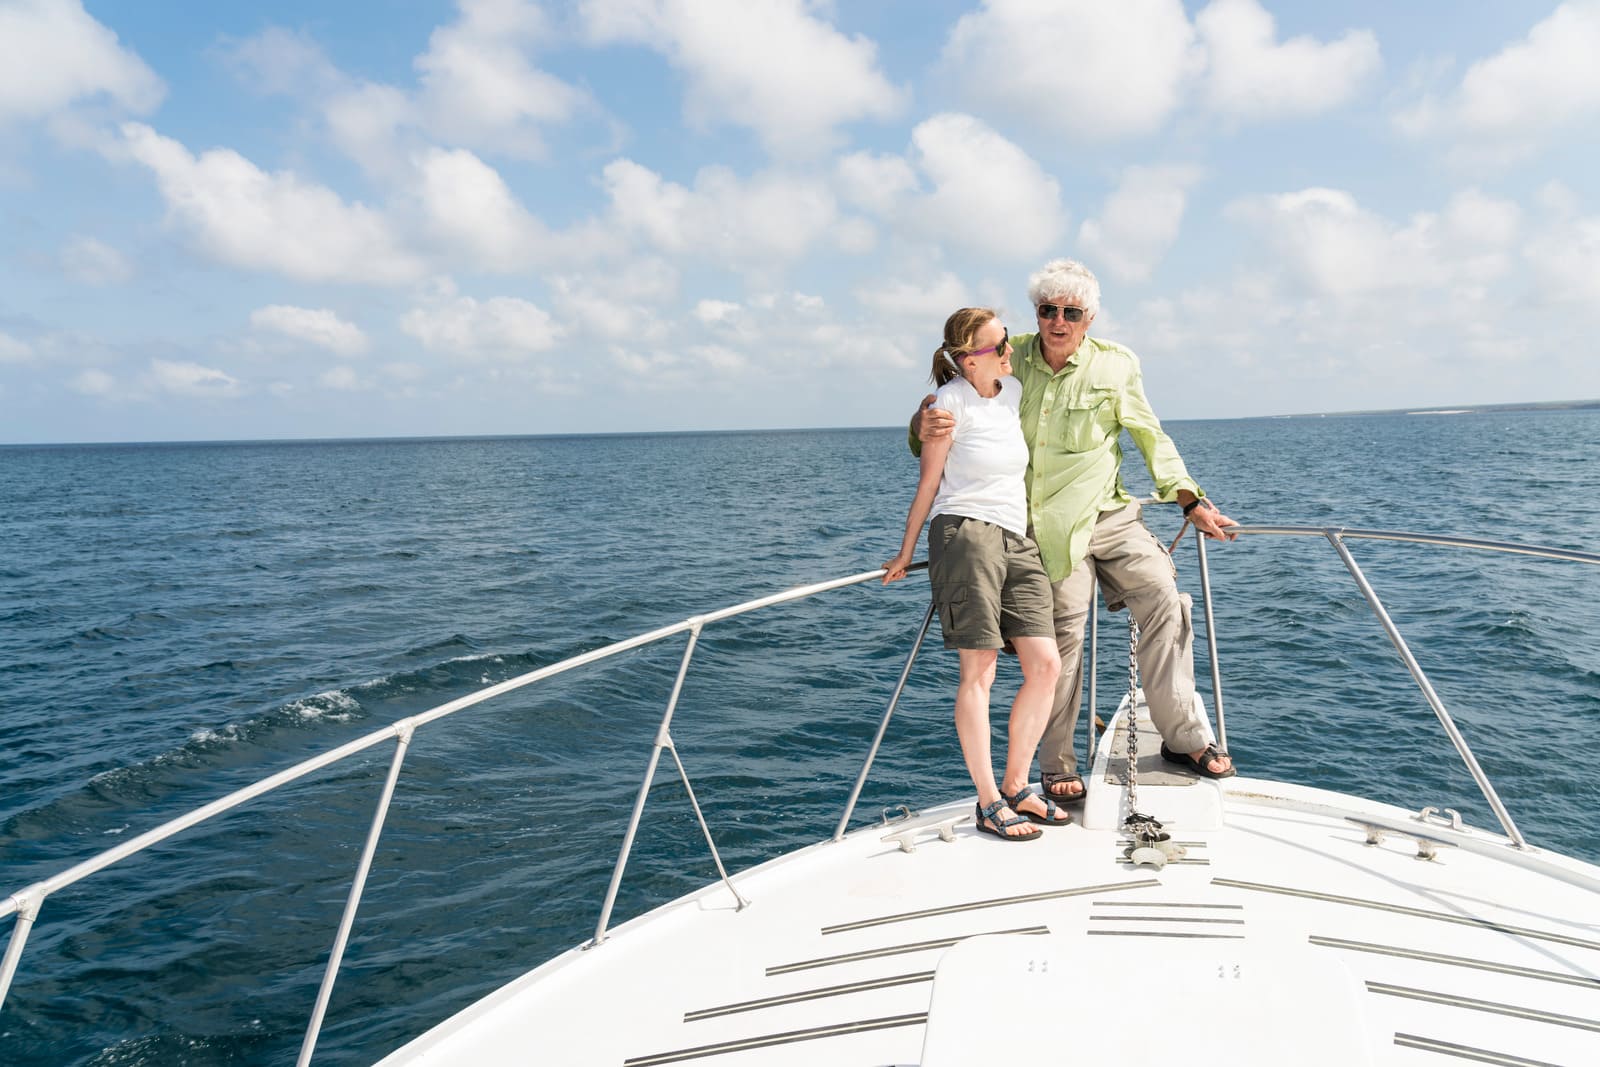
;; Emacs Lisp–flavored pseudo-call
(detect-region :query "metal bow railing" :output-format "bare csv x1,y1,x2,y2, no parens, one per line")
4,522,1598,1062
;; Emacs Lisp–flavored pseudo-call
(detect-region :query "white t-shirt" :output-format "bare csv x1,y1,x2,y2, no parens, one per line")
930,375,1029,536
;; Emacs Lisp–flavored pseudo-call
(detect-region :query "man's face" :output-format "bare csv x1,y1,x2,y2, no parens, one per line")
1035,299,1094,358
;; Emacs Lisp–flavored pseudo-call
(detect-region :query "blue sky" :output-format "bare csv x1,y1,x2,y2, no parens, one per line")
3,0,1599,444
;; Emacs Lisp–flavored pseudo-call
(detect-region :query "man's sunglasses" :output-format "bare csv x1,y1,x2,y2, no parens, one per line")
1036,303,1086,322
966,328,1009,359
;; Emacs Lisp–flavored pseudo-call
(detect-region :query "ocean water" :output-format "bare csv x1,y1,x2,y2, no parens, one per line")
2,413,1599,1064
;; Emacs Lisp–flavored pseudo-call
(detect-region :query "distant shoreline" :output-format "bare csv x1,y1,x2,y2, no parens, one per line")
1272,398,1600,419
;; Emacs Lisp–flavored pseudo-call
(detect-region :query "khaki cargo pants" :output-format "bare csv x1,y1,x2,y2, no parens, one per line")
1036,502,1211,777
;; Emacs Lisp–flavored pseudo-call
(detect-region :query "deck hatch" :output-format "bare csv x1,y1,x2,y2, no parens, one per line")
819,877,1159,935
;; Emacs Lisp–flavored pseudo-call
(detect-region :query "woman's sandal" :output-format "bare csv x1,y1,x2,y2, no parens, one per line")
1040,771,1088,803
1002,784,1071,826
975,799,1042,842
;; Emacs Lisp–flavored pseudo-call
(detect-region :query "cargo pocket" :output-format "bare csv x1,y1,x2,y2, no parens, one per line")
934,583,970,642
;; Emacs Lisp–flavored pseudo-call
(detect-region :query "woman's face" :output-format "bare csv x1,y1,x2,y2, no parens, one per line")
963,318,1012,380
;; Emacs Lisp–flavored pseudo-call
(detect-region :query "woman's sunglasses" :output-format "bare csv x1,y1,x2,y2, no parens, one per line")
966,328,1009,359
1036,303,1086,322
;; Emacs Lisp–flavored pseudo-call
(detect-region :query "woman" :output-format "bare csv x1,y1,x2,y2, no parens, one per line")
883,308,1065,842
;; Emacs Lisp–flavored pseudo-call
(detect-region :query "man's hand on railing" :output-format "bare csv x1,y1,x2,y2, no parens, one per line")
1179,494,1238,541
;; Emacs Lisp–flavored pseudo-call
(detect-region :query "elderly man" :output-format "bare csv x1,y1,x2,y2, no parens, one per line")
913,258,1237,799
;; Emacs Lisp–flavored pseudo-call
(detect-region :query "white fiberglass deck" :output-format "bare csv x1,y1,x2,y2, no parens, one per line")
380,712,1600,1067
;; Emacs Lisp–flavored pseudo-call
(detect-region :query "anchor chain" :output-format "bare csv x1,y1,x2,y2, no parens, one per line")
1122,615,1171,861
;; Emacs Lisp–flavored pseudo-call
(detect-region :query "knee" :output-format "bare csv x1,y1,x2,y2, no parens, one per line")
1138,586,1189,626
1031,648,1062,685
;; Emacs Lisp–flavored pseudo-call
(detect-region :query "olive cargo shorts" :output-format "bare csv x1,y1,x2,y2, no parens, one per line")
926,514,1055,651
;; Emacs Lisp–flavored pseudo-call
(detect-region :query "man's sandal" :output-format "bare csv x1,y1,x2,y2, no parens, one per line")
975,799,1042,842
1159,742,1237,779
1002,784,1071,826
1040,771,1088,803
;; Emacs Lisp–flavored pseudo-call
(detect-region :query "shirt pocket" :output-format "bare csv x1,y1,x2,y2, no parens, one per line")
1058,389,1118,453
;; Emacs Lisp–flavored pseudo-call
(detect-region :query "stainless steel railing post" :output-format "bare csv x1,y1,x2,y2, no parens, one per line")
833,602,936,840
1193,531,1228,750
1324,531,1528,848
592,622,705,946
0,893,39,1013
297,722,415,1066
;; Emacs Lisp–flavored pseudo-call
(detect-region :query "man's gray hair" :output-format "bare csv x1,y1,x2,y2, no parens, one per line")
1027,258,1101,317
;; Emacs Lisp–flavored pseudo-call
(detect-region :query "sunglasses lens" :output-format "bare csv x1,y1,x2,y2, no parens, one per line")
1039,304,1084,322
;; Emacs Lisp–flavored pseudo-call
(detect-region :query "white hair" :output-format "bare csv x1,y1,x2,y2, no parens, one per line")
1026,258,1101,317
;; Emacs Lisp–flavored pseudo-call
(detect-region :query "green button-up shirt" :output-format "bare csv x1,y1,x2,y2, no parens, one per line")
1014,331,1200,580
911,332,1203,582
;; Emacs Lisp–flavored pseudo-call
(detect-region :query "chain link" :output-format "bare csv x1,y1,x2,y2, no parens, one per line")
1122,613,1168,854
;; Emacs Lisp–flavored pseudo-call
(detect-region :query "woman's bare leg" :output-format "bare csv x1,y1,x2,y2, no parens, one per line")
1000,635,1065,820
956,648,1028,837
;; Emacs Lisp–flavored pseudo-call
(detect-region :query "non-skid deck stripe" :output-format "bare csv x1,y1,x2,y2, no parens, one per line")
1392,1033,1567,1066
1087,930,1246,940
1089,914,1244,924
685,971,934,1022
623,1012,927,1067
1310,935,1600,990
1213,878,1600,952
1095,901,1242,909
1369,982,1600,1033
820,878,1159,935
767,925,1048,976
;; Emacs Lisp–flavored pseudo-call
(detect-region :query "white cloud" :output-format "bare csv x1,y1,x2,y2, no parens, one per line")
942,0,1198,139
0,331,35,363
148,359,244,398
223,2,588,169
853,272,973,330
906,113,1066,261
69,368,116,395
835,151,920,216
117,122,425,285
250,305,370,356
224,25,342,97
1527,214,1600,305
1227,186,1522,304
1079,165,1203,282
414,147,547,270
319,365,366,390
0,0,163,124
601,159,840,266
693,299,740,325
580,0,905,155
400,291,561,360
415,0,590,158
1196,0,1380,120
60,236,134,285
1396,2,1600,152
550,259,680,342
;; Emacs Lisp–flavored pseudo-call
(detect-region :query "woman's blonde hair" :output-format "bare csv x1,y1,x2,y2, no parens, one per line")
929,307,998,386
